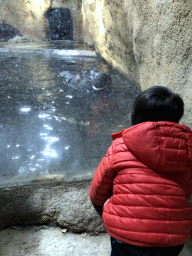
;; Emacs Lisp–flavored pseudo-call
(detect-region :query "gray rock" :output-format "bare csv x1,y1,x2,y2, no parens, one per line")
0,181,105,235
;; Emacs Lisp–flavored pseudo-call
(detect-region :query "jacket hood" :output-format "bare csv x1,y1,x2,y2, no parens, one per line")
112,121,192,173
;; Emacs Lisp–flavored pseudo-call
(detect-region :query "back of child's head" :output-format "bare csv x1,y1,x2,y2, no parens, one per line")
131,86,184,126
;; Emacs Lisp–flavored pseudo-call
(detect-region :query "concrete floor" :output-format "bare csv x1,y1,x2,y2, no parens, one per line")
0,226,191,256
0,226,111,256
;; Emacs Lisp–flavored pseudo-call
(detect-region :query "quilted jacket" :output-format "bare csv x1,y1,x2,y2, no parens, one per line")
89,121,192,247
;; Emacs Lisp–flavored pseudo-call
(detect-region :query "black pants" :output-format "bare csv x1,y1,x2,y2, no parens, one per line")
110,237,184,256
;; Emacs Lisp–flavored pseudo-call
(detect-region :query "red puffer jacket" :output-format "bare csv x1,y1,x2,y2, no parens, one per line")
90,121,192,247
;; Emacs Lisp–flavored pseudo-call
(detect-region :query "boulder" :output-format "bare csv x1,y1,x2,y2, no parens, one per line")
0,181,106,234
0,22,22,41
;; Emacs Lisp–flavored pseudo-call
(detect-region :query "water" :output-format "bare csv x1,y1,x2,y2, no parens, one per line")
0,40,140,188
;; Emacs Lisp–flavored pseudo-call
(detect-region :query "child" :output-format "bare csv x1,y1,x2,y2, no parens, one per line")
89,86,192,256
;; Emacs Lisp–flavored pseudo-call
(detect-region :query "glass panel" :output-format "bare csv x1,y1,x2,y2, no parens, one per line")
0,2,140,188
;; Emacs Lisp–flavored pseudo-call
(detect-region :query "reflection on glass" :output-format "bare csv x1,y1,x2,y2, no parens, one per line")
40,135,59,158
52,50,96,57
36,164,42,167
42,137,59,143
29,168,36,172
66,95,73,99
39,114,50,118
12,156,19,160
20,107,31,112
43,124,53,130
42,148,57,157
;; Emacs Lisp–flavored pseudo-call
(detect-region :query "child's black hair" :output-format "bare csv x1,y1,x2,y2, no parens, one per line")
131,86,184,125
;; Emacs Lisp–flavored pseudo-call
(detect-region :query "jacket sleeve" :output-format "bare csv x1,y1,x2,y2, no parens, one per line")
89,143,114,206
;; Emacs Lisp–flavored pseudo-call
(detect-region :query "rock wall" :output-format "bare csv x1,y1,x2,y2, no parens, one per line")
0,0,83,41
82,0,192,128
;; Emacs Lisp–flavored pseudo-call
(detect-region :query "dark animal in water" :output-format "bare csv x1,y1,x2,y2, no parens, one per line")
59,70,113,101
45,8,73,40
0,22,22,41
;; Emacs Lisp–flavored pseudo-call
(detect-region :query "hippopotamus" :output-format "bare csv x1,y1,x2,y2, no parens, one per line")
44,8,73,40
59,70,113,100
0,22,22,41
57,69,114,124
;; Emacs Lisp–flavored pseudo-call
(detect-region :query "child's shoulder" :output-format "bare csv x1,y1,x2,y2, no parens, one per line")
111,135,127,155
111,130,123,140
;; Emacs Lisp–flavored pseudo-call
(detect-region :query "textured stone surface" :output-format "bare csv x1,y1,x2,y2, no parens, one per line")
0,181,105,234
82,0,192,128
0,0,83,41
0,227,111,256
0,179,190,238
0,226,191,256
